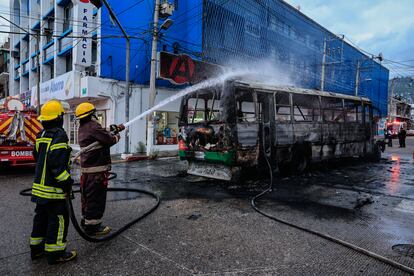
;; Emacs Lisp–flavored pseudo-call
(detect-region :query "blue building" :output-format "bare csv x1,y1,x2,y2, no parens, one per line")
98,0,388,116
8,0,389,154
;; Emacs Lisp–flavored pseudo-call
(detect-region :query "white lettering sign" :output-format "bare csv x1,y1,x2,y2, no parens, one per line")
30,71,75,106
11,151,33,157
73,1,93,67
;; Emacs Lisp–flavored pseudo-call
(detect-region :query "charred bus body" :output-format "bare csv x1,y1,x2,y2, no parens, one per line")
178,80,379,181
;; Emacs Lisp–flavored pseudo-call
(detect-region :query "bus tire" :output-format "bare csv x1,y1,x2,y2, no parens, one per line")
367,143,381,163
291,145,310,174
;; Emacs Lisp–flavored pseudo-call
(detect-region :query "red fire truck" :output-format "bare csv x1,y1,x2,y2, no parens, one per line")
0,99,42,167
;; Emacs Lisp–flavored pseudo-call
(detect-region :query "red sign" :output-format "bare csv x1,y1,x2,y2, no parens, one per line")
158,52,223,85
168,55,195,84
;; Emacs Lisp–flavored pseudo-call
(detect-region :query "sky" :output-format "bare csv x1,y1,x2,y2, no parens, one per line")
0,0,412,77
0,0,9,45
284,0,414,78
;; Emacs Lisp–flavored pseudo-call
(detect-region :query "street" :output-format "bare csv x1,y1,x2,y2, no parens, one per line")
1,138,414,275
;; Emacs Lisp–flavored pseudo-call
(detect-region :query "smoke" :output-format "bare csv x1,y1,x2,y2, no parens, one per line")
225,59,295,87
124,59,295,127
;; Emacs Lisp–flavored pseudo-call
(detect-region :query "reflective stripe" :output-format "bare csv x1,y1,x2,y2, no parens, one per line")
50,143,68,151
45,243,66,252
30,237,44,246
33,183,64,194
45,215,66,252
57,215,65,246
40,140,52,186
36,137,52,152
32,188,66,200
55,170,70,182
81,165,111,173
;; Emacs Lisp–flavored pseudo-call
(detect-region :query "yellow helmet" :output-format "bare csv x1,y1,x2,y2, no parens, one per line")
37,100,65,121
75,102,96,119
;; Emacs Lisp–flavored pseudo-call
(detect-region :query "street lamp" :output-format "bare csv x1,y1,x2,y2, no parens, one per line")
160,19,174,30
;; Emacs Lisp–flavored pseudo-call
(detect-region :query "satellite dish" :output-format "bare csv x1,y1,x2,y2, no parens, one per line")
7,99,24,111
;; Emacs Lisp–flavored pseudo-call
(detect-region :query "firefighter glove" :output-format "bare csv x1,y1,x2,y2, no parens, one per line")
62,178,74,194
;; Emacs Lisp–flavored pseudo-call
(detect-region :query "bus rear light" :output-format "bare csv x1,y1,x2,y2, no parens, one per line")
178,140,189,151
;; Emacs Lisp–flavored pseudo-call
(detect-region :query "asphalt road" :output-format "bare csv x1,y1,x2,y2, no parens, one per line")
1,138,414,275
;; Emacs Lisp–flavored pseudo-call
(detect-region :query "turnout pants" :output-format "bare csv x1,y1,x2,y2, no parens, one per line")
80,172,108,225
30,201,69,258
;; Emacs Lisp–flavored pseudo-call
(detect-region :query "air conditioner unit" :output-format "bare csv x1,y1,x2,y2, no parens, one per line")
159,1,174,18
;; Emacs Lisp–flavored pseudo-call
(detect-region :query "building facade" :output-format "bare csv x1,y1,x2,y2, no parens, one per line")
0,39,10,100
8,0,389,154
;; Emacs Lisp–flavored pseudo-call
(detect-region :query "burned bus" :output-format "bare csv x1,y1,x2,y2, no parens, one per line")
178,80,380,181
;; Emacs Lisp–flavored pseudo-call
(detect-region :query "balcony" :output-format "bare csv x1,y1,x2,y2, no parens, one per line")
42,42,55,64
22,61,30,77
57,29,73,57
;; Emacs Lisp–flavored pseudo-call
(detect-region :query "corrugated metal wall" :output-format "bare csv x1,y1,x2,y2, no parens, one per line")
202,0,389,115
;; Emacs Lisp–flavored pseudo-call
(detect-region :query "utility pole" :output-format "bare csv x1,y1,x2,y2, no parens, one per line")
355,60,360,96
320,38,326,91
36,33,40,113
147,0,161,155
98,0,131,154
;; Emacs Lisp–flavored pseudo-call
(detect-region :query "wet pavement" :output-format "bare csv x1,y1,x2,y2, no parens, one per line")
1,138,414,275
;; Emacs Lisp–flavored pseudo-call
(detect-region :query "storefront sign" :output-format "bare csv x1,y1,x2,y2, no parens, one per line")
30,71,75,106
73,0,93,67
158,51,223,85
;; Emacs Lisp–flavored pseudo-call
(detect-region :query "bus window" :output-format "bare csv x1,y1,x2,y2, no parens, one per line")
187,98,205,123
322,97,344,122
292,94,320,122
344,100,359,122
357,105,363,123
364,104,371,124
236,90,256,123
275,92,291,122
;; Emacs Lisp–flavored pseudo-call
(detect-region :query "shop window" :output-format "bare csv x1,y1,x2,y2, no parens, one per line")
154,111,179,145
69,114,78,144
65,54,72,72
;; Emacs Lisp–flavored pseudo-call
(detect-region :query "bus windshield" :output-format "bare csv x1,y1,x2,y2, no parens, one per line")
184,89,222,124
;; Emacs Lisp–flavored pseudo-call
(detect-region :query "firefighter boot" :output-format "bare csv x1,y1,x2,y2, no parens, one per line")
47,251,77,265
84,223,111,236
30,246,45,260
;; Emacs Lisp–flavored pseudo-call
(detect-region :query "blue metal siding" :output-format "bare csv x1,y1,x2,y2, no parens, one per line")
202,0,389,115
99,0,202,85
98,0,388,115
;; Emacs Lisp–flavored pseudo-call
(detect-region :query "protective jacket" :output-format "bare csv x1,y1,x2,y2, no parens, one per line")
78,119,118,173
32,127,73,202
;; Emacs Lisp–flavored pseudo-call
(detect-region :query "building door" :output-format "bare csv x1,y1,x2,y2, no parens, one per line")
69,113,79,145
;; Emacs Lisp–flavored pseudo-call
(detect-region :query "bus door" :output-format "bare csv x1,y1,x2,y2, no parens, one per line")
274,91,294,146
257,92,273,157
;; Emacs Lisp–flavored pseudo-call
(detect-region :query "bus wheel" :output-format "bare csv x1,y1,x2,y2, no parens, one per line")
367,143,381,163
291,147,310,174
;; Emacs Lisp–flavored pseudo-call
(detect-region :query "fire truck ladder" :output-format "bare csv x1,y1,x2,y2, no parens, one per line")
6,112,26,142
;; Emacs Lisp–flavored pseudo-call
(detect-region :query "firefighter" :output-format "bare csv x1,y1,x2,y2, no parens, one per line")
398,125,407,148
75,102,122,236
30,100,77,265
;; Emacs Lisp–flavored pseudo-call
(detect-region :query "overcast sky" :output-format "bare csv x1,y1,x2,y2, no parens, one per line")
0,0,9,45
285,0,414,77
0,0,412,77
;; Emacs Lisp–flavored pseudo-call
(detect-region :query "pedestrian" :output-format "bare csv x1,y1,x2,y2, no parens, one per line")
30,100,77,264
398,125,407,148
387,126,393,147
75,102,121,236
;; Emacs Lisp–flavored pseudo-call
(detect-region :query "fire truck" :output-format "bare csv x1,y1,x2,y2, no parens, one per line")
0,99,42,167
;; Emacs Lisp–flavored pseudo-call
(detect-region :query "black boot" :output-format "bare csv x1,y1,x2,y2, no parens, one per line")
47,251,77,265
30,248,45,260
84,223,111,236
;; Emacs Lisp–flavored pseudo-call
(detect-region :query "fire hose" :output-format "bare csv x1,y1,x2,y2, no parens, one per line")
251,153,414,275
20,124,160,243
